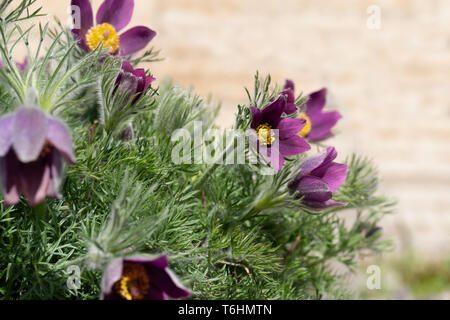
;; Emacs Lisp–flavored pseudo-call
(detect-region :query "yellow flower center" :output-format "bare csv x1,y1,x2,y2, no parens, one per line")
298,113,312,137
115,263,150,300
256,123,275,145
86,23,119,54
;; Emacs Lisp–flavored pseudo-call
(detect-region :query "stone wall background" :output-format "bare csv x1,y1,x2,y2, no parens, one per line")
12,0,450,258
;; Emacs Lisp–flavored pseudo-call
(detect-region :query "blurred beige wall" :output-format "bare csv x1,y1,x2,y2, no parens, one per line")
10,0,450,257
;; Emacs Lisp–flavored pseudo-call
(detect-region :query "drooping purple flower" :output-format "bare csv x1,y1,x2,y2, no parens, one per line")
249,96,310,171
0,107,76,207
282,79,342,142
71,0,156,56
114,60,155,103
288,147,348,209
101,254,190,300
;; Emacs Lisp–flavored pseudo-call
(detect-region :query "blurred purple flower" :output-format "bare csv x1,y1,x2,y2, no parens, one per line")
0,57,29,72
71,0,156,55
101,254,190,300
288,147,348,209
282,79,342,142
249,96,310,171
115,60,155,103
0,107,76,207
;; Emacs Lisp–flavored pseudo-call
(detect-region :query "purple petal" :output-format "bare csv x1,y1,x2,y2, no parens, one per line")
296,176,332,202
0,151,20,206
71,29,89,52
309,147,338,177
321,163,348,192
127,254,169,269
47,118,76,165
17,158,51,207
96,0,134,32
12,108,47,163
278,118,306,140
0,114,14,157
260,95,286,128
71,0,94,31
119,26,157,56
249,107,262,130
305,200,348,209
16,57,28,71
305,88,327,116
121,60,134,73
101,258,124,300
284,79,295,91
279,135,310,157
47,150,64,198
307,110,342,142
147,267,190,299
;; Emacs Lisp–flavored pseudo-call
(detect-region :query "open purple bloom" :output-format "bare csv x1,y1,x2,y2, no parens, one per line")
101,254,190,300
0,107,76,207
288,147,348,209
282,80,342,142
115,60,155,103
249,96,310,171
71,0,156,56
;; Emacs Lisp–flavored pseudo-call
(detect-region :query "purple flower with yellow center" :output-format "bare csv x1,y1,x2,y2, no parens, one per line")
249,96,310,171
0,107,76,207
71,0,156,55
101,255,190,300
115,60,155,102
282,80,342,142
288,147,348,209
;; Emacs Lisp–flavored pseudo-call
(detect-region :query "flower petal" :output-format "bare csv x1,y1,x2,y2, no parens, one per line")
321,162,348,192
12,107,47,163
305,200,348,209
101,258,124,300
0,151,20,206
121,60,134,73
309,147,338,177
308,110,342,142
249,107,262,130
260,95,286,128
0,114,14,157
147,267,191,299
278,118,306,140
71,0,94,31
284,79,295,91
296,175,332,202
119,26,157,56
47,118,76,164
279,135,310,157
96,0,134,32
305,88,327,116
17,158,51,207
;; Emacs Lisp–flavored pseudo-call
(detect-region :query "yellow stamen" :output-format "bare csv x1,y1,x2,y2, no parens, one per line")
86,23,119,54
115,263,150,300
256,123,275,145
298,113,312,137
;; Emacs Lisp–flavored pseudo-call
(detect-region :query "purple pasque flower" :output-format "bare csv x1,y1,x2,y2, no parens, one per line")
0,107,76,207
71,0,156,56
249,96,310,171
288,147,348,209
282,79,342,142
115,60,155,102
101,254,190,300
